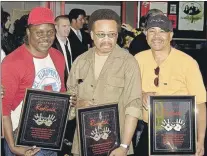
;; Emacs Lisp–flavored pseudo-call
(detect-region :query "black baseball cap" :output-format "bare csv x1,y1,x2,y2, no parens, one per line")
146,15,173,32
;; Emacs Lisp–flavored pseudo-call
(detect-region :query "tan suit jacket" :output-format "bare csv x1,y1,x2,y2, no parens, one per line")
67,45,143,155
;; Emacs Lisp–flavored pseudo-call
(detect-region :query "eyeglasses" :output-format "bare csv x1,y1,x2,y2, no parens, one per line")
95,33,117,38
154,67,160,87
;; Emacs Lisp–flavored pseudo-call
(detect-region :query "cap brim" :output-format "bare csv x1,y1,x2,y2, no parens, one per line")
146,24,172,32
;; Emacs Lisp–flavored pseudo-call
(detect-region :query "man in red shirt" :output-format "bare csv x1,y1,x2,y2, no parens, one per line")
2,7,66,156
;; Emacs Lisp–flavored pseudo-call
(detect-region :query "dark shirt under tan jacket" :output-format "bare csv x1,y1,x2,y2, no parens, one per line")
67,45,143,155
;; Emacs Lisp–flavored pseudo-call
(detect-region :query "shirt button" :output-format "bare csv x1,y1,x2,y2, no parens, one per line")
91,85,93,87
92,98,94,101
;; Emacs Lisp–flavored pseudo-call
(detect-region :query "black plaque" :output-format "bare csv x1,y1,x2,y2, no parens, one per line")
149,96,196,155
15,89,70,150
77,103,120,156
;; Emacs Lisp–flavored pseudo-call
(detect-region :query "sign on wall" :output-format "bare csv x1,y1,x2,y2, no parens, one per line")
178,1,204,31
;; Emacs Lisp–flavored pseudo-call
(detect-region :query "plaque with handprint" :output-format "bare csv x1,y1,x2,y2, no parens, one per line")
15,89,70,150
149,96,196,155
77,103,120,156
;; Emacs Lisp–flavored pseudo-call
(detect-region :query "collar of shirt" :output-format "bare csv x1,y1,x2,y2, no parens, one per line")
56,35,72,51
70,26,81,37
56,35,67,45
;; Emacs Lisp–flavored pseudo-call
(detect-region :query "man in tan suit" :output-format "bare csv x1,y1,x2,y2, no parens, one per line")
67,9,143,156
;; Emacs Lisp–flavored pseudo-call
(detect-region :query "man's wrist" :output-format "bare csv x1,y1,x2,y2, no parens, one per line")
10,146,18,155
197,138,205,144
120,143,129,151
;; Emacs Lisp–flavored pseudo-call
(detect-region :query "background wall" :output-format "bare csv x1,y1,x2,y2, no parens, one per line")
1,1,41,15
65,1,121,16
125,1,137,28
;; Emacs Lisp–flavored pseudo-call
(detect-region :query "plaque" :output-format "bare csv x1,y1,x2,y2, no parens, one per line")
15,89,70,150
149,96,196,155
77,103,120,156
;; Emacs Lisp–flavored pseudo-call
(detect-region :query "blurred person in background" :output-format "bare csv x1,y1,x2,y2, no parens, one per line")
82,15,90,33
68,9,92,61
13,14,29,49
1,7,16,55
128,9,164,55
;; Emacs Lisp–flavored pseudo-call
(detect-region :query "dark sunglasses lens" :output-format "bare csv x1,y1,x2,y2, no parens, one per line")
154,67,160,75
154,77,159,86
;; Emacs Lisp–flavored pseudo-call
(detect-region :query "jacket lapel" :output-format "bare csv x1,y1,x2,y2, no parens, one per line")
70,29,82,44
55,38,64,54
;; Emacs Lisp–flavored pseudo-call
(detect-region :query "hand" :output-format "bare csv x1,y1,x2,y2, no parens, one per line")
44,114,56,127
173,119,185,131
25,147,41,156
196,141,204,156
77,100,94,108
1,85,5,98
69,94,77,107
161,119,173,131
90,127,101,141
142,92,156,110
121,23,133,32
33,113,45,126
109,147,127,156
102,127,111,140
11,146,40,156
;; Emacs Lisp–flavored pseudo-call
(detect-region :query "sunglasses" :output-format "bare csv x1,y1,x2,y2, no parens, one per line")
154,67,160,87
95,32,117,38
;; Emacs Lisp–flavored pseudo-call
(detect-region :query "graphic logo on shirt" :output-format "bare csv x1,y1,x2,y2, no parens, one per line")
32,68,61,91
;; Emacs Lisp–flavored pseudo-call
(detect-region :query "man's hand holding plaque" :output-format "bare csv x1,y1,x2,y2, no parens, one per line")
196,141,205,156
11,146,40,156
109,147,128,156
142,92,156,110
69,94,77,107
67,86,78,120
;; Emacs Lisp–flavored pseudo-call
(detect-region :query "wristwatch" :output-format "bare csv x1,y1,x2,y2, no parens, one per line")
120,143,129,150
